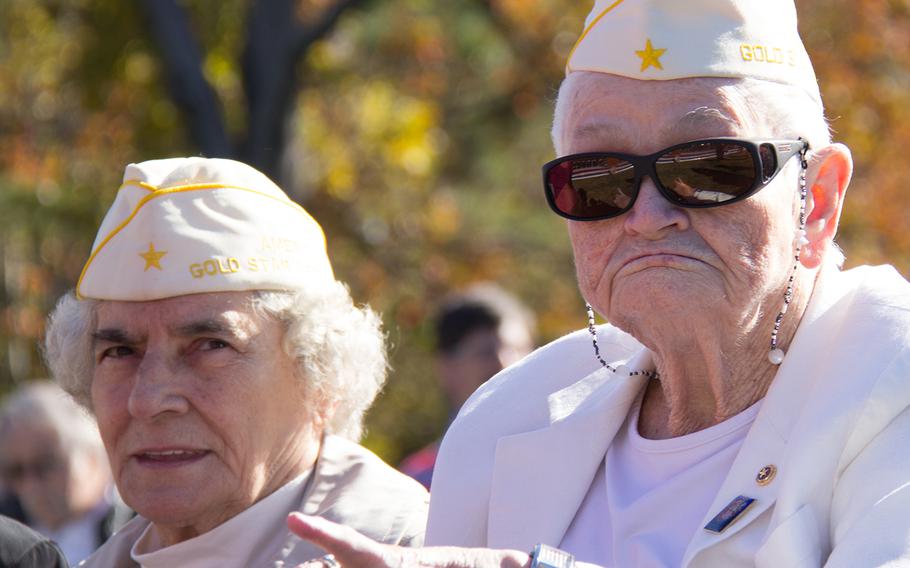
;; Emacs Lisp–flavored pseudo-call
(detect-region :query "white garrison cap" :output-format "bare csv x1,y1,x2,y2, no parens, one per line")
77,157,335,301
567,0,822,106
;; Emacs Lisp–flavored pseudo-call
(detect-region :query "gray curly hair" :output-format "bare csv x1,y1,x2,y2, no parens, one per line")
43,280,387,441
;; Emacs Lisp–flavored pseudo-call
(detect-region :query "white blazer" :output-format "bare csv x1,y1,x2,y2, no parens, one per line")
426,265,910,567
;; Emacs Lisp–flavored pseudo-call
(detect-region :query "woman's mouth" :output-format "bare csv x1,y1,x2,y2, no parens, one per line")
134,449,210,466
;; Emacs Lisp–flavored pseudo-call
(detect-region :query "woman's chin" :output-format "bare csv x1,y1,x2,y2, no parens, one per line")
122,479,236,535
610,276,724,323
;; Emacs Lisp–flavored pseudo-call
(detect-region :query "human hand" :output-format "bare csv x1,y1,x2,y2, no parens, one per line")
287,512,530,568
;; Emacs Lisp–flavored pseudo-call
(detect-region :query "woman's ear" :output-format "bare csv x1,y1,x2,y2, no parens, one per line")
316,398,339,431
801,143,853,269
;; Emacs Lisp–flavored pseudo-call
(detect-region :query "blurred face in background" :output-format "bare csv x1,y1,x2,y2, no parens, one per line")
0,421,106,530
437,321,534,411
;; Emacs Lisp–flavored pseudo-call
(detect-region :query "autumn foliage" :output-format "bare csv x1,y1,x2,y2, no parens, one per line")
1,0,908,461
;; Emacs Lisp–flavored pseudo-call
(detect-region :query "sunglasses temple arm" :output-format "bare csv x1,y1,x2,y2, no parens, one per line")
776,138,810,169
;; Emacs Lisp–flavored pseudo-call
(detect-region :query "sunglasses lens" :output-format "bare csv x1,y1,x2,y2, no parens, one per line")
546,156,636,219
654,142,757,205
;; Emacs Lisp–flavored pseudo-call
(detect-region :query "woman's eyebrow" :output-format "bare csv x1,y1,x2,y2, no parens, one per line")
571,121,632,147
174,318,245,338
663,106,738,140
92,318,249,343
91,328,135,345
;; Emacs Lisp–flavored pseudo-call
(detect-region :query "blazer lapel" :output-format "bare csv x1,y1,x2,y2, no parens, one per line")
681,407,789,565
486,350,652,550
683,266,849,565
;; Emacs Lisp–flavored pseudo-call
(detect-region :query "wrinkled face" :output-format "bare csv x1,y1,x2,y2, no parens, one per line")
0,424,73,527
561,73,801,343
91,292,317,538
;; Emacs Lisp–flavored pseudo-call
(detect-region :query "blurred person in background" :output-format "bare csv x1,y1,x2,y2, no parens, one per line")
399,283,536,489
43,157,428,566
0,381,128,565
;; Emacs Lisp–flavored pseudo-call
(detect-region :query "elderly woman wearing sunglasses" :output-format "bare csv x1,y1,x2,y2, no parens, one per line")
287,1,910,567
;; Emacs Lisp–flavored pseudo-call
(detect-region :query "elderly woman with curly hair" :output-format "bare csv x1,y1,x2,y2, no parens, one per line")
43,158,428,567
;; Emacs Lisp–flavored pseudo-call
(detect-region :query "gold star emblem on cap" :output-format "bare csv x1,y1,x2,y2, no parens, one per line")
139,242,167,271
635,38,667,72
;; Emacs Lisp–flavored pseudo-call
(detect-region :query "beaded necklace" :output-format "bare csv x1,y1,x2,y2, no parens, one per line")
586,303,660,380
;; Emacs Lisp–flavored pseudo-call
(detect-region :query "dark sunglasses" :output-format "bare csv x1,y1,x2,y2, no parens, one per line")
542,138,808,221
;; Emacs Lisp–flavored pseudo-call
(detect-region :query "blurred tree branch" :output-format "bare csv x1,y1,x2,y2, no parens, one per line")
138,0,231,158
138,0,369,184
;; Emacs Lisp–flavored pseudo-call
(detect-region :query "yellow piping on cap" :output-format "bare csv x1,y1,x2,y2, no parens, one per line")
75,183,325,299
124,180,158,192
566,0,628,74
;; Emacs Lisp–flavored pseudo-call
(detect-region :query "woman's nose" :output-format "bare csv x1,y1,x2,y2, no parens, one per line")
623,177,690,238
127,352,190,420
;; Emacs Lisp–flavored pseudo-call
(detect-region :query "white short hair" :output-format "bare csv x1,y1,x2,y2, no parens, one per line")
549,73,845,267
44,281,387,441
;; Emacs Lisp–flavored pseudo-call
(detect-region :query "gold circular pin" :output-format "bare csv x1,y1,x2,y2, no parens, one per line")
756,465,777,486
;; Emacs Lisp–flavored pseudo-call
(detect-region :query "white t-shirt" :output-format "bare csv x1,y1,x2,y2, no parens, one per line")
560,392,761,567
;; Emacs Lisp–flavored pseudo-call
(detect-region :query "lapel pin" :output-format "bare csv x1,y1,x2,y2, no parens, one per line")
704,495,756,534
756,465,777,486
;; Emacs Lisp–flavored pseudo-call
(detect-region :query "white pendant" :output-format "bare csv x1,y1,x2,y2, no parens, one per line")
768,348,785,365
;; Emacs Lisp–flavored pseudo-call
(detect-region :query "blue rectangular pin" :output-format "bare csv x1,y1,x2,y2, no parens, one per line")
704,495,756,534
